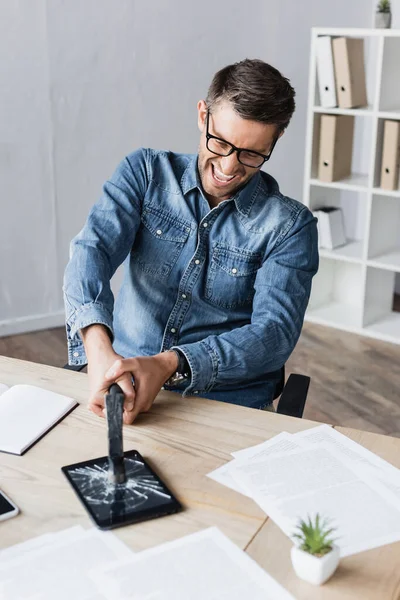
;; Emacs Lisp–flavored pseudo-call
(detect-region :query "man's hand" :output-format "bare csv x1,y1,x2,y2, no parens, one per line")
104,352,179,424
81,324,136,423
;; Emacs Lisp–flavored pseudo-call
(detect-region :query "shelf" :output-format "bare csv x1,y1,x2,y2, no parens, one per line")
364,312,400,344
377,109,400,120
312,28,400,37
368,251,400,272
306,301,362,331
319,240,364,263
368,195,400,270
313,106,374,116
305,28,400,345
372,187,400,197
310,173,369,192
306,308,400,345
307,259,363,331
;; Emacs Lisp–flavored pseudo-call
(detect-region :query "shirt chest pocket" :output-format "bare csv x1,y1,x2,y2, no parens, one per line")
205,245,261,309
132,207,191,279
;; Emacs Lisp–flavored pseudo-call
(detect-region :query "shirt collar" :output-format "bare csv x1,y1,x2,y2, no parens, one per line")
181,154,263,217
181,155,199,195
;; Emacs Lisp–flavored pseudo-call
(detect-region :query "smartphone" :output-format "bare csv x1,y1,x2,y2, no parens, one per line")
62,449,182,530
0,490,19,521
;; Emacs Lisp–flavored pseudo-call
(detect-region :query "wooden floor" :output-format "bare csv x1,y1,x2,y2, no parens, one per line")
0,322,399,437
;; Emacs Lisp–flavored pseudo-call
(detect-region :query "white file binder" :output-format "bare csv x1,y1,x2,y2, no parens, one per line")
313,207,347,250
316,36,337,108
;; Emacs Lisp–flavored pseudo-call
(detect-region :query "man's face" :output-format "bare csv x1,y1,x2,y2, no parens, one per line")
197,99,281,204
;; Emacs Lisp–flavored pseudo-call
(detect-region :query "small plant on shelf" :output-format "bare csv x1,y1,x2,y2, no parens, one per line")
290,514,340,585
377,0,390,12
375,0,392,27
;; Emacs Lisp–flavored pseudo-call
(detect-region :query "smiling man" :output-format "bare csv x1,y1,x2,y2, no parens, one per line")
63,58,319,424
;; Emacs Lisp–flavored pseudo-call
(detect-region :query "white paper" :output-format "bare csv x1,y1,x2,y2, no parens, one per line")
207,460,249,496
89,527,295,600
0,384,77,454
230,444,400,557
231,445,358,503
0,384,9,397
0,528,133,600
207,432,309,497
0,525,85,560
266,476,400,557
231,432,310,460
293,424,400,496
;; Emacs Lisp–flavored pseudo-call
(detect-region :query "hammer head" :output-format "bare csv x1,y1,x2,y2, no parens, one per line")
108,462,126,485
105,383,126,485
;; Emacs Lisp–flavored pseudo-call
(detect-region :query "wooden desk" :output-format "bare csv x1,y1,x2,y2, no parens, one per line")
1,356,400,598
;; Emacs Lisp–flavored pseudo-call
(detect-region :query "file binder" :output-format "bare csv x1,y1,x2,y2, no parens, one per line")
316,36,337,108
380,120,400,191
316,35,337,108
318,114,355,182
312,211,322,247
313,207,347,250
332,37,367,109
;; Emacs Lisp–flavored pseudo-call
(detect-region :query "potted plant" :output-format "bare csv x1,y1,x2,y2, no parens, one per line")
375,0,392,28
291,514,340,585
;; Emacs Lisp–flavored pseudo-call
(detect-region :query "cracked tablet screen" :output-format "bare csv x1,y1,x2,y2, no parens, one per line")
65,454,174,524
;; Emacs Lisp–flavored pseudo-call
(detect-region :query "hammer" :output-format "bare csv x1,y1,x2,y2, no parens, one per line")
105,383,126,485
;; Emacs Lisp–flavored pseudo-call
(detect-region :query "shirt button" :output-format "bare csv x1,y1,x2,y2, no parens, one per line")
195,259,200,265
181,294,187,299
232,268,238,274
73,352,79,357
203,222,208,228
170,328,176,333
156,229,162,235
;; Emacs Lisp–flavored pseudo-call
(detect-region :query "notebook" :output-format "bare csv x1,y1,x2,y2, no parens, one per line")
0,383,78,455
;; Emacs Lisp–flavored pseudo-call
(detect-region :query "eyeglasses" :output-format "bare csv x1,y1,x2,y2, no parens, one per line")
205,110,278,168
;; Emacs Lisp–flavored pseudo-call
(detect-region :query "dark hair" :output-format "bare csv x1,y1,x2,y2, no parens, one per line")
206,58,296,133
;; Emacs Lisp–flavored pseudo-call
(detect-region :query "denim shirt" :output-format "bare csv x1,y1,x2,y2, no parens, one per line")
63,148,319,409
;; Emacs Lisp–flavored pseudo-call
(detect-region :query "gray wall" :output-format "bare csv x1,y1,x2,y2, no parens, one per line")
0,0,398,336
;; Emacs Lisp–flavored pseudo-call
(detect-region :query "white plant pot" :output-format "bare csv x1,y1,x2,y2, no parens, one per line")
375,12,391,28
291,544,340,585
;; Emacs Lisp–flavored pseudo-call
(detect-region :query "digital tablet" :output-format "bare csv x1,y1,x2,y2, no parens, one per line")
62,449,182,530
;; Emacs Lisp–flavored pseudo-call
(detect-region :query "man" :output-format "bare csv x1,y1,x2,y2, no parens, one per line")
63,58,319,424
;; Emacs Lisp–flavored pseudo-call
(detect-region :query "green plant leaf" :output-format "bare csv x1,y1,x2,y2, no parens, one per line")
292,513,337,556
377,0,391,12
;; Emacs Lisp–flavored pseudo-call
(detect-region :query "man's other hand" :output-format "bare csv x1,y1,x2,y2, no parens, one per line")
81,324,137,423
87,349,136,423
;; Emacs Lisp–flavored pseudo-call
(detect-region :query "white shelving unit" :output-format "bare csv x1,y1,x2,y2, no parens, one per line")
304,27,400,345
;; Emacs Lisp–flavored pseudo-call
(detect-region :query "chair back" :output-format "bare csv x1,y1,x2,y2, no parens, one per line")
273,365,285,400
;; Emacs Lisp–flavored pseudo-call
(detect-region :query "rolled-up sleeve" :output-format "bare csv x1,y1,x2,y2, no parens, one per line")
176,207,319,395
63,148,148,365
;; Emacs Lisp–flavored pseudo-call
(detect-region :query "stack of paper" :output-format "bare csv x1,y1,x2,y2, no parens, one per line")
0,526,133,600
0,526,294,599
207,425,400,557
88,527,295,600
